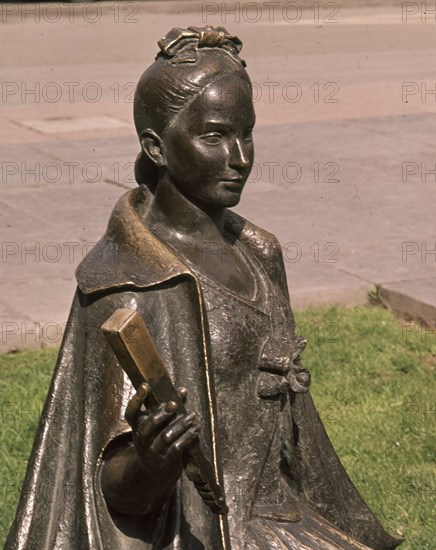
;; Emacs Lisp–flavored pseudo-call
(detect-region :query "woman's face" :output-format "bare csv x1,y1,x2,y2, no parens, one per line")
162,75,255,210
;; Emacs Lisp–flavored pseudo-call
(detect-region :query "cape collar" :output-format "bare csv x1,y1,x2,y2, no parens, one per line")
76,185,269,296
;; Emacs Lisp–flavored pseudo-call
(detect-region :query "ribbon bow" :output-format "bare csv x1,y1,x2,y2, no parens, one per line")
157,26,246,66
257,335,311,398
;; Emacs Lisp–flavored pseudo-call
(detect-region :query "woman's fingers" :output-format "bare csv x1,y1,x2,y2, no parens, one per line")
141,410,199,458
126,385,199,467
157,412,196,451
136,401,178,443
165,425,200,461
177,386,188,404
125,383,150,429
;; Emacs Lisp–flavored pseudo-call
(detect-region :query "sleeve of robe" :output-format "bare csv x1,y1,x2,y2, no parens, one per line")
5,278,221,550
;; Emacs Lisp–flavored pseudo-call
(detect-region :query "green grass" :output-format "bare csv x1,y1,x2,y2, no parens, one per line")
296,306,436,549
0,305,435,548
0,348,57,542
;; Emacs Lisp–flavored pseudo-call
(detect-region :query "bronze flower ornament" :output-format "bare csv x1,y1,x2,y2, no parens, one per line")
157,26,245,65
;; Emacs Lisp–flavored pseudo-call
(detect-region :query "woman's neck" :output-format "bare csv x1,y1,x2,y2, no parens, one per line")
143,175,257,299
145,176,227,247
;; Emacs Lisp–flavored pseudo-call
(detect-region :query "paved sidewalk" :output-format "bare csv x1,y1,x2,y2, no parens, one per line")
1,3,435,352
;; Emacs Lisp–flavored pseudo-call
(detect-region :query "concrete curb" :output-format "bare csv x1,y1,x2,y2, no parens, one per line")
379,278,436,328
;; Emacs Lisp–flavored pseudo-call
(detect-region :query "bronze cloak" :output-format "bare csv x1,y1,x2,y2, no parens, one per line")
6,186,401,550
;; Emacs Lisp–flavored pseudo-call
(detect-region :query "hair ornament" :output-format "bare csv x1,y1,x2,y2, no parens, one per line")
157,25,246,66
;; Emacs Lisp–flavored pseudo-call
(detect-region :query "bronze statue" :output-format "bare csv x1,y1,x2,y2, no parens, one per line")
6,27,402,550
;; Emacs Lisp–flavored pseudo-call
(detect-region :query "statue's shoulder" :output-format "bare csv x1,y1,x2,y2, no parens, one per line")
226,210,283,261
75,187,189,296
226,211,289,300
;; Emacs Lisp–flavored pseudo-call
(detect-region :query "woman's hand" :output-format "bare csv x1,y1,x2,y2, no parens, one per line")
102,383,199,516
125,383,200,492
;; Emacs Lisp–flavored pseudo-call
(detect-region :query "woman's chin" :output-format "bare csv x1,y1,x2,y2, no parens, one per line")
219,188,244,208
194,190,244,211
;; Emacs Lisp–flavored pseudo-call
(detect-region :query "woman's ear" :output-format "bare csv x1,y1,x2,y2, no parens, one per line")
140,129,165,167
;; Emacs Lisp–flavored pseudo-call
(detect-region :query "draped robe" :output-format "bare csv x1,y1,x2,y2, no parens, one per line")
6,186,401,550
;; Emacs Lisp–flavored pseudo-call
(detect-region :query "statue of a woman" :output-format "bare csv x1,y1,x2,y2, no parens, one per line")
7,27,401,550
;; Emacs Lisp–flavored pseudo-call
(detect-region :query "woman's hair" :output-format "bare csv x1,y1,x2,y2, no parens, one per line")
133,26,251,191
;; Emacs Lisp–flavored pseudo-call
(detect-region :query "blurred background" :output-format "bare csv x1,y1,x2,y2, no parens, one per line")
1,0,435,347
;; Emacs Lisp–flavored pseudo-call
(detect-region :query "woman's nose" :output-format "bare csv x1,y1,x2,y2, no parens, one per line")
229,137,251,169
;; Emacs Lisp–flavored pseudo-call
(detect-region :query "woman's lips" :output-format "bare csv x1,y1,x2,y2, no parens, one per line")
222,180,245,190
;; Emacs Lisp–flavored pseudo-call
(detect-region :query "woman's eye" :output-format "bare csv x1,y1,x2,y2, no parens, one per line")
200,133,223,145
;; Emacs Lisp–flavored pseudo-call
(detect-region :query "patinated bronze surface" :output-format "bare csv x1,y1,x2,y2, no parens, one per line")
6,26,402,550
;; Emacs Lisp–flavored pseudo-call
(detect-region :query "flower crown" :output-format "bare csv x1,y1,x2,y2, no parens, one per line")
156,26,246,67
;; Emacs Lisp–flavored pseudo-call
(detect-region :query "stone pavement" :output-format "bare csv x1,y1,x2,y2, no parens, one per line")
0,2,435,352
